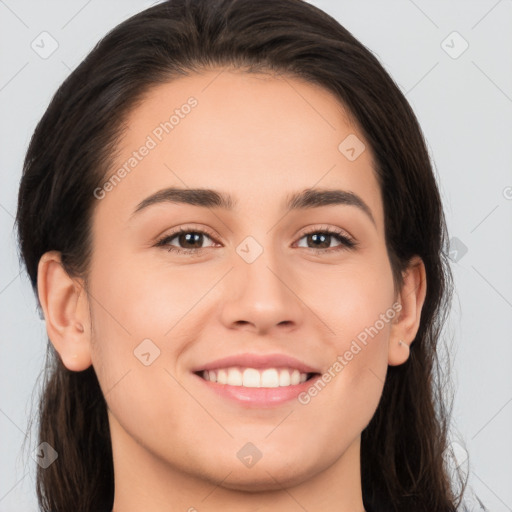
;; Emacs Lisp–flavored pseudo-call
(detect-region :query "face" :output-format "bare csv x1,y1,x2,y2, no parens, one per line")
87,69,398,491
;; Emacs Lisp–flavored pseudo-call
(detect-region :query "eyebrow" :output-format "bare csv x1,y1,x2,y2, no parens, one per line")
132,187,375,225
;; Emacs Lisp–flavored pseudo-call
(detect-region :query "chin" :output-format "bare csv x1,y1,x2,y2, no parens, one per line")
203,459,315,492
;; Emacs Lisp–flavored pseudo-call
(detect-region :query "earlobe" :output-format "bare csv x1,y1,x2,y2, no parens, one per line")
37,251,92,372
388,256,427,366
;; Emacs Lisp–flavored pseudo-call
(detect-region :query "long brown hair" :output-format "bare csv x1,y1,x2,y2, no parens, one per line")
17,0,468,510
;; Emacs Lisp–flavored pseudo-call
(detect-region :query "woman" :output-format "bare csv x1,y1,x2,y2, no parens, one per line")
16,0,468,510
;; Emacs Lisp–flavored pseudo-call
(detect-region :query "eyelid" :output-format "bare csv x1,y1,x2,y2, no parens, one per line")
294,224,354,243
156,223,218,238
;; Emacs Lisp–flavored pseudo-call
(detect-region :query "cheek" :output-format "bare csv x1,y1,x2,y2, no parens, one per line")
88,251,214,340
86,253,222,416
86,254,175,399
299,254,394,407
298,251,396,342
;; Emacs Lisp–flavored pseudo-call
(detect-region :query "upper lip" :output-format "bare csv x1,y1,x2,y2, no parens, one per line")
192,353,321,374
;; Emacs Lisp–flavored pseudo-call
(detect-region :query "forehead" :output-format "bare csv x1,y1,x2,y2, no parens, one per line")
95,69,383,228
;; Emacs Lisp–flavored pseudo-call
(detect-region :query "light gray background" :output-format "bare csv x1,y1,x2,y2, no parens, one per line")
1,0,511,510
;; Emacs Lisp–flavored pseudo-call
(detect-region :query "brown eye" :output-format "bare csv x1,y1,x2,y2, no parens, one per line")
296,229,357,252
156,228,218,255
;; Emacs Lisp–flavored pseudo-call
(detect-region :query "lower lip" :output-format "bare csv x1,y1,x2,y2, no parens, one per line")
194,373,321,408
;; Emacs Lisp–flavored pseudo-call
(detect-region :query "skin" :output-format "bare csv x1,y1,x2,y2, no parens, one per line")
37,68,426,512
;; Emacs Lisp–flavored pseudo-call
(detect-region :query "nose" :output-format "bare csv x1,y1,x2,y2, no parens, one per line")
219,249,304,335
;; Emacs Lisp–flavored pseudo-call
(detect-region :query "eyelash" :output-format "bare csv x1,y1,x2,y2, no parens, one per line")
155,225,358,256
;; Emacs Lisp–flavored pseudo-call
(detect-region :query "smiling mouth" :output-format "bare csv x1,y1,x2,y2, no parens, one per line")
194,367,320,388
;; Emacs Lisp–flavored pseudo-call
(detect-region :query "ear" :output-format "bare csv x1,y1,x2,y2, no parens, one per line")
388,255,427,366
37,251,92,371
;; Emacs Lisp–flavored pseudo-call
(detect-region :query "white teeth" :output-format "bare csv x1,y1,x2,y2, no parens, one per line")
217,369,227,384
200,367,310,388
260,369,279,388
279,369,291,386
243,368,260,387
290,369,300,385
227,367,243,386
